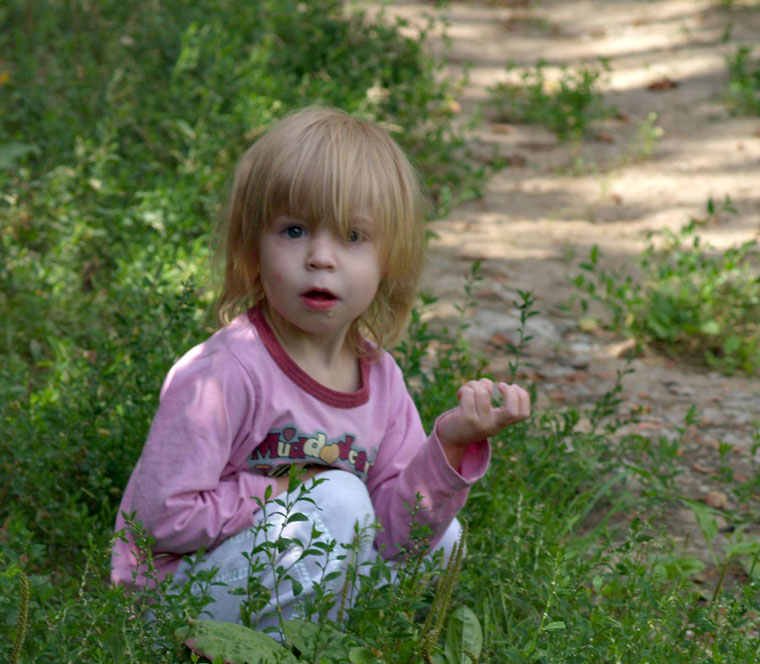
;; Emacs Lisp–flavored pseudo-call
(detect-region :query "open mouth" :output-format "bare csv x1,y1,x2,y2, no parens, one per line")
303,289,337,300
301,289,339,310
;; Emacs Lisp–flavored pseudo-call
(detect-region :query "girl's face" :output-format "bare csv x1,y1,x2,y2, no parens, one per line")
258,214,383,346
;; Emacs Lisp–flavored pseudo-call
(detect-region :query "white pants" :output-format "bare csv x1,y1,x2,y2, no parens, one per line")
173,469,462,630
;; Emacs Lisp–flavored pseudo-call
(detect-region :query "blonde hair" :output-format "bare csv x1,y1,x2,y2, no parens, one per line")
215,107,427,357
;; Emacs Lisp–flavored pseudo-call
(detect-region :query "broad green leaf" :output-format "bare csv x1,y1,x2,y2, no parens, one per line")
652,553,705,582
700,320,720,335
281,618,353,659
444,606,483,664
286,512,309,524
176,620,299,664
349,647,377,664
0,142,39,169
739,555,760,581
543,621,567,631
726,539,760,558
691,502,719,546
723,335,742,355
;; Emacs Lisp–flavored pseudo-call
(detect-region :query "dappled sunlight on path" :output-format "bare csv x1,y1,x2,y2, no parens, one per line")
378,0,760,561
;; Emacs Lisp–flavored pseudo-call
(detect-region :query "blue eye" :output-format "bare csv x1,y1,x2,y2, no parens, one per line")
283,225,305,239
346,228,372,244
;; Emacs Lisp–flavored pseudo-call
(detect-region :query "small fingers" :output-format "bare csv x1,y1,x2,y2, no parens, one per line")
457,378,493,400
496,382,531,423
456,382,476,416
445,379,530,446
518,386,531,418
458,378,494,416
473,378,494,415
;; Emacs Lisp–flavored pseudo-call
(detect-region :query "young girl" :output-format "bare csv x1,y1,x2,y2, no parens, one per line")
111,107,530,628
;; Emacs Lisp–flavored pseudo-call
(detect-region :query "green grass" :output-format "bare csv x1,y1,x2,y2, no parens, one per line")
571,198,760,375
727,45,760,115
486,59,616,141
3,2,760,662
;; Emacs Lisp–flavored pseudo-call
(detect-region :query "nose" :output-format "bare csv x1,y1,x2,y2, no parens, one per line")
306,231,337,271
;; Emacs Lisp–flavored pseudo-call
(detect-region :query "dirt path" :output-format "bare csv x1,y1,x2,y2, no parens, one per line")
388,0,760,558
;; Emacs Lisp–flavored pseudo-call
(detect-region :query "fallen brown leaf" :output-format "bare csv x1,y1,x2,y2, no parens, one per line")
473,288,502,300
559,371,589,384
503,154,528,167
516,141,556,152
703,491,728,510
648,76,679,91
487,331,514,347
547,390,569,403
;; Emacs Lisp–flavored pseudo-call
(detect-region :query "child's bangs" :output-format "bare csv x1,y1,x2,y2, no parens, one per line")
263,121,401,249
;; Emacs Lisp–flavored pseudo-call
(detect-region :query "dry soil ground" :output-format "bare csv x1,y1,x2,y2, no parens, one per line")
384,0,760,569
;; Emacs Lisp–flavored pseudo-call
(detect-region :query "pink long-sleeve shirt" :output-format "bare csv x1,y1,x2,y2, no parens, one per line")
111,308,490,587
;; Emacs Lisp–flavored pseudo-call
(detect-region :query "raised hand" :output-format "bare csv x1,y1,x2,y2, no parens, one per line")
437,378,530,450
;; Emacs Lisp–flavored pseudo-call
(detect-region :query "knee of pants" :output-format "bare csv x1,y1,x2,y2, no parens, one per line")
432,518,464,566
304,470,376,543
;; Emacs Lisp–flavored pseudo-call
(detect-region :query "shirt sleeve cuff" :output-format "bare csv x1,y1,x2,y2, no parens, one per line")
432,412,491,485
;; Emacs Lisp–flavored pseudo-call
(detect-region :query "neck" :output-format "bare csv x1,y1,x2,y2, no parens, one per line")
263,306,356,373
263,306,358,386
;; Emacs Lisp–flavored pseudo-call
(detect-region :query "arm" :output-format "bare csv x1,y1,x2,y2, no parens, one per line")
361,363,474,555
368,371,529,558
128,350,277,554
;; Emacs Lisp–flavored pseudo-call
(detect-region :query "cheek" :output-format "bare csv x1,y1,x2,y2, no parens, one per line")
259,256,283,283
362,272,383,302
260,264,286,296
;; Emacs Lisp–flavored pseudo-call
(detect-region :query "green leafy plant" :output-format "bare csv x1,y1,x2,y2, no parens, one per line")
571,198,760,374
727,45,760,115
177,619,299,663
689,501,760,604
170,490,479,663
444,606,483,664
486,58,616,140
